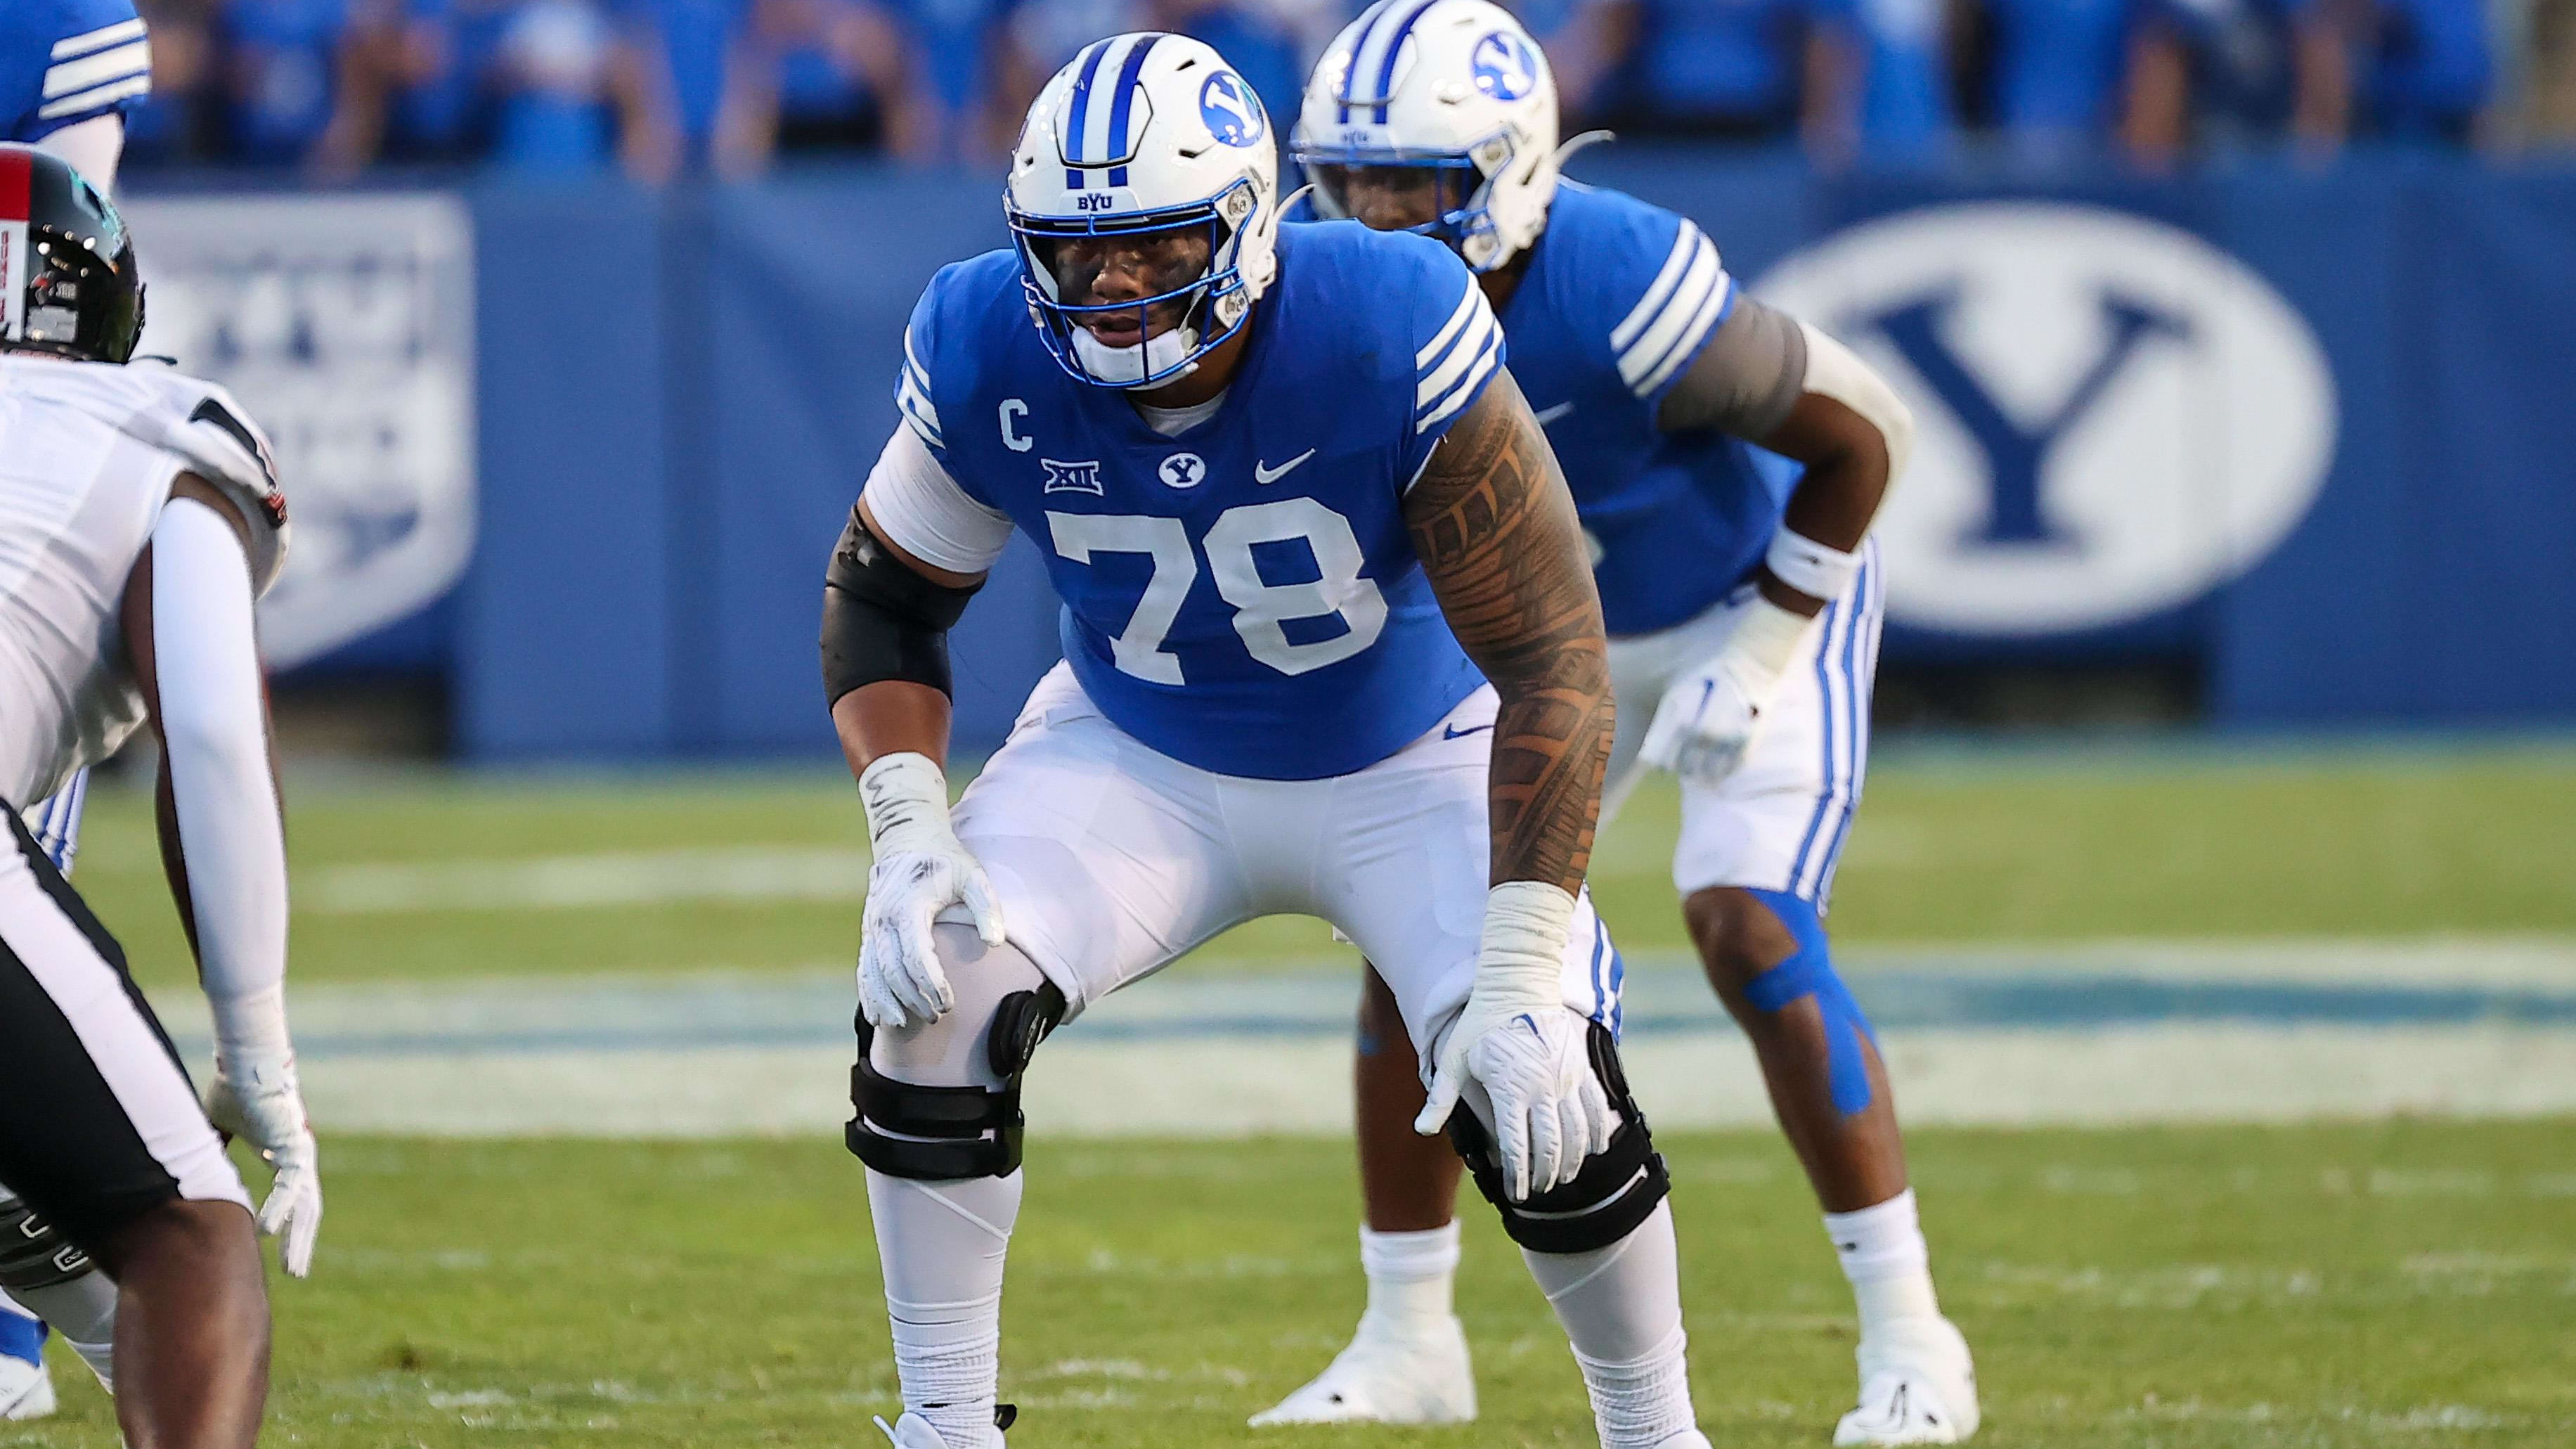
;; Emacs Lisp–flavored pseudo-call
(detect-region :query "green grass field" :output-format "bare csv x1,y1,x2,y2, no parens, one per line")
64,739,2576,991
9,1123,2576,1448
16,740,2576,1446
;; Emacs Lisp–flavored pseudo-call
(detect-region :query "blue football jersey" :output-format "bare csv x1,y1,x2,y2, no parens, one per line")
3,0,150,146
899,221,1498,780
1501,181,1804,637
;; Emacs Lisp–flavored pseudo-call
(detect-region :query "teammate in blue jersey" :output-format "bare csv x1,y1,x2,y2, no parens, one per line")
0,1,150,1421
1262,4,1976,1444
827,31,1717,1449
2,0,150,189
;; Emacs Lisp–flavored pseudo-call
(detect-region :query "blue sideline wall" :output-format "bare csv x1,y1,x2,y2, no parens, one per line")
453,153,2576,759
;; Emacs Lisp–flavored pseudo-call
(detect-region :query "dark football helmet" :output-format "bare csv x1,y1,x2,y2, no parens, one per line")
1,143,143,365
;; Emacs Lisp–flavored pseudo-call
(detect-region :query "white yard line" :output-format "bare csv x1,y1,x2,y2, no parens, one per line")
304,849,872,913
137,948,2576,1138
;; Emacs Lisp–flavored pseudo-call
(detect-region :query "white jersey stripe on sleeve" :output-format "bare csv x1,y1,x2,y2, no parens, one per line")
1417,324,1501,433
1414,282,1481,369
1629,268,1731,399
37,75,150,122
51,18,147,60
897,326,943,446
44,40,150,99
1415,290,1496,409
1616,233,1726,394
1610,222,1703,354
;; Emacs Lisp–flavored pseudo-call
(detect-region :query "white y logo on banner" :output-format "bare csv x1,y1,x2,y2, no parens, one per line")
1757,202,2337,634
122,193,477,668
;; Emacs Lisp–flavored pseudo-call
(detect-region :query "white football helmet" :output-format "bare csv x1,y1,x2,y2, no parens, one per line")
1005,32,1283,389
1293,0,1562,273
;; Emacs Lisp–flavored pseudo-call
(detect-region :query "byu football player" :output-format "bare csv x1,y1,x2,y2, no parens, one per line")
0,143,320,1449
828,32,1714,1449
1259,5,1975,1445
1,8,150,1415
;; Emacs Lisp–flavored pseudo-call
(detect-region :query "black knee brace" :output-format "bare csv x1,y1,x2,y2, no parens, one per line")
846,983,1067,1180
1446,1022,1673,1254
0,1199,93,1292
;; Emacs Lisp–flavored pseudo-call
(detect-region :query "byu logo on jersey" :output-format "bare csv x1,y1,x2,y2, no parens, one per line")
1158,451,1207,489
1759,202,2336,634
1199,72,1266,147
1042,458,1106,496
1471,32,1538,101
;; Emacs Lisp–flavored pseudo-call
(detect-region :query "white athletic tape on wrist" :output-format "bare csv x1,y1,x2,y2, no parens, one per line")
858,752,957,853
1480,880,1578,984
209,981,295,1084
1764,527,1861,604
1724,595,1815,695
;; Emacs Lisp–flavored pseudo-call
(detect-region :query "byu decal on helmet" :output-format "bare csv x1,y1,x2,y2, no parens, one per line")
1293,0,1567,273
1006,32,1282,389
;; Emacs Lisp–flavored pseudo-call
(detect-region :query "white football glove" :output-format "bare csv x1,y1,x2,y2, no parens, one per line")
1637,595,1816,789
1416,882,1618,1202
205,1048,321,1278
857,752,1005,1031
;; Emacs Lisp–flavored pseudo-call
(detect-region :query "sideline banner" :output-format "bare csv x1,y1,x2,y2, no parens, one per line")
122,193,476,669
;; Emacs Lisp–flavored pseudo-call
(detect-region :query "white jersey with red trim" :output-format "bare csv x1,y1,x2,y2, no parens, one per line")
0,356,287,806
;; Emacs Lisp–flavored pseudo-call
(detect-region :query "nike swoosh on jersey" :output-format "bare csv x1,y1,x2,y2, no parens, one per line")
1532,401,1576,426
1442,722,1495,740
1253,449,1317,484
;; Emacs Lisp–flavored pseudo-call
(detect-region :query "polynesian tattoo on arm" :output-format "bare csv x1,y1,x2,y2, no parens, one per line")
1404,368,1614,896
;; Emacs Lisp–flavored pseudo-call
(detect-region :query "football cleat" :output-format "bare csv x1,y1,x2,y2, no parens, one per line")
1832,1317,1979,1445
1250,1310,1476,1426
0,1355,56,1421
872,1404,1014,1448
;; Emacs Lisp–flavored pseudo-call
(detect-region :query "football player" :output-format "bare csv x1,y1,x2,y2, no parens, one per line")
829,32,1712,1449
0,144,321,1448
0,3,152,1417
1257,5,1976,1444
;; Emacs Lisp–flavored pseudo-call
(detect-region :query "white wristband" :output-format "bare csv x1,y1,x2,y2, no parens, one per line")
1480,880,1578,982
1763,527,1862,603
857,752,956,854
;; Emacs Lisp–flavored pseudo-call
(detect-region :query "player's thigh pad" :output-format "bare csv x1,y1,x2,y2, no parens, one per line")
948,664,1254,1015
1671,540,1884,904
847,924,1065,1181
1444,1015,1673,1254
0,814,248,1255
1322,689,1629,1050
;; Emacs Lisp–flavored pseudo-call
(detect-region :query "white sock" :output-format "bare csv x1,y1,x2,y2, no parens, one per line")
1823,1188,1941,1340
1521,1200,1697,1447
1359,1221,1458,1331
869,1169,1023,1449
6,1277,116,1391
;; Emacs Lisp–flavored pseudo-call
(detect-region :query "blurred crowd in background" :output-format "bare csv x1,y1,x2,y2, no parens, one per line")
122,0,2570,180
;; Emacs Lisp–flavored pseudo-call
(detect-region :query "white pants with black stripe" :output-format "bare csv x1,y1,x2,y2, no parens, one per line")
1601,538,1885,910
0,806,248,1258
948,665,1626,1057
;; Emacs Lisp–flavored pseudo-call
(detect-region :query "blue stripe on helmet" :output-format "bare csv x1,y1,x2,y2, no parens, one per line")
1368,0,1443,123
1336,0,1399,124
1064,37,1116,186
1103,34,1163,188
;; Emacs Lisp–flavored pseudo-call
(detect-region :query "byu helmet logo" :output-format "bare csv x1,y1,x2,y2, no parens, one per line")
1158,451,1207,489
1470,32,1537,101
1757,202,2337,635
1199,72,1266,147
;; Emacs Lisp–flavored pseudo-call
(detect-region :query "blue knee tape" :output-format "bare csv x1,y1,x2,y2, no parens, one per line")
1739,888,1879,1115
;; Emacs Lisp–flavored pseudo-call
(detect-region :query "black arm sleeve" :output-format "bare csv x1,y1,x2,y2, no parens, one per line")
820,505,984,709
1654,294,1809,439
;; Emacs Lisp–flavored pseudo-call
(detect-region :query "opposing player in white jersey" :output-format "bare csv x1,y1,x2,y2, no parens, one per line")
0,4,153,1418
0,144,321,1448
831,32,1716,1449
1257,5,1976,1444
